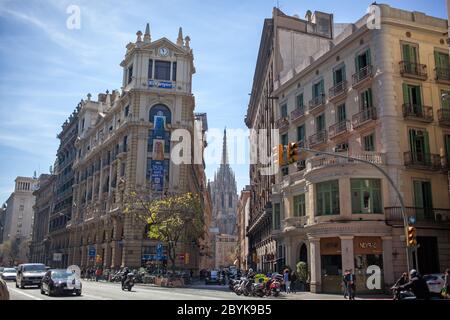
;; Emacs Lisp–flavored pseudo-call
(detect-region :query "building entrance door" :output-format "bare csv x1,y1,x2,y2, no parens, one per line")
417,236,440,274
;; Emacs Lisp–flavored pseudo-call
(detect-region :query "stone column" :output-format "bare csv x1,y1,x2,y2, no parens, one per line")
80,245,86,268
382,236,394,287
103,242,111,269
121,215,142,268
339,179,352,219
309,237,322,293
340,236,355,273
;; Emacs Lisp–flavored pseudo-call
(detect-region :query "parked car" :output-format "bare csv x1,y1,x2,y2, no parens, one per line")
205,270,225,285
423,274,445,295
16,263,46,288
1,268,17,281
41,269,82,296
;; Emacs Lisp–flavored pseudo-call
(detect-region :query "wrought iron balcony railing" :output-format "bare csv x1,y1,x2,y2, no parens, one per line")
385,206,450,223
329,120,350,138
308,130,327,147
329,81,347,100
399,61,428,79
352,107,377,128
404,151,441,170
352,65,373,86
402,104,433,122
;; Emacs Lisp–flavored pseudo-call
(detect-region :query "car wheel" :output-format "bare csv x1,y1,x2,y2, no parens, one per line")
76,290,81,296
40,287,45,295
15,281,19,288
48,287,54,297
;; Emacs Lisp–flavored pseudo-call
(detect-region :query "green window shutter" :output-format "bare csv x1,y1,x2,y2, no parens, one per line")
415,86,422,107
413,181,424,208
403,44,411,62
366,48,371,66
435,51,440,69
342,66,346,83
410,46,418,63
409,129,416,154
403,83,410,105
423,131,430,155
333,69,336,86
368,88,373,108
445,135,450,156
320,79,324,95
355,55,360,72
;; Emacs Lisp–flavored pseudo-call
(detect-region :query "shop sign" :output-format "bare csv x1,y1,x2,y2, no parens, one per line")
354,237,382,254
320,237,341,255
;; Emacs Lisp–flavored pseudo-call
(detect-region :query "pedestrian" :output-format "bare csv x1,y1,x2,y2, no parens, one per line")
291,271,297,294
342,269,349,299
344,269,356,300
283,269,291,294
442,268,449,299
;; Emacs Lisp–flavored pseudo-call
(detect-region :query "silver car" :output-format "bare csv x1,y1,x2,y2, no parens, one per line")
16,263,47,288
1,268,17,281
423,274,445,294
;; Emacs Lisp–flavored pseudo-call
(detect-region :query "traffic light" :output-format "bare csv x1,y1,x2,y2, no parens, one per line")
277,144,285,167
407,226,417,247
287,142,300,164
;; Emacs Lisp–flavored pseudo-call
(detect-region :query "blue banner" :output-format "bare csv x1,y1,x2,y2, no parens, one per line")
88,246,96,257
151,160,164,192
148,80,174,89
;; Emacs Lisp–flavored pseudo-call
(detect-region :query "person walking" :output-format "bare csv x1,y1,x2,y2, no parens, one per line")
283,269,291,294
344,269,356,300
342,270,349,299
290,271,297,294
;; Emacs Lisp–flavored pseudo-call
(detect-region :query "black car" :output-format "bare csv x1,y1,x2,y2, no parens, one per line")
41,270,82,297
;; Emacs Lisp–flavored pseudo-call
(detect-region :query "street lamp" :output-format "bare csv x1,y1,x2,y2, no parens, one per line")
298,147,412,272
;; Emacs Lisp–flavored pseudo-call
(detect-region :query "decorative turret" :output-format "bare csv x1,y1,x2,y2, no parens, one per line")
184,36,191,49
177,27,184,46
144,23,151,43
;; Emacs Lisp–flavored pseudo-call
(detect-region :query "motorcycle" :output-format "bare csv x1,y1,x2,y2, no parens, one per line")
391,286,416,300
122,273,135,291
252,281,266,297
229,278,239,291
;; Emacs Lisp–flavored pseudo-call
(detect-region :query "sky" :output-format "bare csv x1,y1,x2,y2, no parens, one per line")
0,0,447,203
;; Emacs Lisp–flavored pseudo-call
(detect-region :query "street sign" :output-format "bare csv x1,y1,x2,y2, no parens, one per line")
408,216,416,225
53,253,62,262
88,246,96,257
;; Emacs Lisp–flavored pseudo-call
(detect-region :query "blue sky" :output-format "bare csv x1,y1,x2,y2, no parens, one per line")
0,0,446,203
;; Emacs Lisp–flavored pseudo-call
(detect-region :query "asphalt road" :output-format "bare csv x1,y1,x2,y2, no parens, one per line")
5,280,264,300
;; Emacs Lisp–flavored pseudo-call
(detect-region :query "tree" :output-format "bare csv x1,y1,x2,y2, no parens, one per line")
127,192,204,273
0,239,21,265
296,261,310,291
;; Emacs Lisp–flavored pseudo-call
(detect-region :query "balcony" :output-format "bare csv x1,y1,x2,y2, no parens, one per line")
290,107,305,122
352,65,373,88
308,94,326,113
404,151,441,171
399,61,428,80
329,120,351,139
352,107,377,129
435,67,450,84
385,207,450,224
275,117,290,131
329,81,348,103
402,104,434,123
438,108,450,126
307,151,386,172
308,130,327,147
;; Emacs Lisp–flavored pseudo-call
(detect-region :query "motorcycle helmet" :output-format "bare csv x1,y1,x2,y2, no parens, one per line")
248,268,253,273
409,269,418,278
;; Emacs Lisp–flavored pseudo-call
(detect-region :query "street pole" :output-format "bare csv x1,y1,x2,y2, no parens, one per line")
298,147,411,272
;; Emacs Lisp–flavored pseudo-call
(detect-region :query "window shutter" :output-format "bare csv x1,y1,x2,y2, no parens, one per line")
333,69,336,86
434,51,440,69
366,48,371,66
403,44,411,62
413,181,424,209
368,88,373,108
355,55,360,72
342,66,346,83
423,131,430,155
409,129,416,154
402,83,410,105
320,79,324,95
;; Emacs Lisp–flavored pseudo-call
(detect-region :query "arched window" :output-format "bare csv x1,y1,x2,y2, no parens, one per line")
149,104,171,124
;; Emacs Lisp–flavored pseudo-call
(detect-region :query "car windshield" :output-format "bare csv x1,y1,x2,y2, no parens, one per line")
3,268,15,273
51,271,73,279
23,265,46,272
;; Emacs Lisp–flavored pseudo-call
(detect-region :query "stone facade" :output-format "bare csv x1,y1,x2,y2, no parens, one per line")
246,7,335,273
30,174,55,265
236,186,251,270
66,24,209,273
271,4,450,293
209,129,239,269
1,177,38,265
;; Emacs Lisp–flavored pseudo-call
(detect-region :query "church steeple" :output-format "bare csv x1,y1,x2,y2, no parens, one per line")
221,127,228,166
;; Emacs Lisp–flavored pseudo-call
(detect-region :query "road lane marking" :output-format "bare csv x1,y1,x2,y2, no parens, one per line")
9,287,44,300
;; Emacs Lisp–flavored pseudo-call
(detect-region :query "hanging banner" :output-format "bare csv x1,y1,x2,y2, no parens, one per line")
152,139,165,161
153,115,166,139
151,160,165,192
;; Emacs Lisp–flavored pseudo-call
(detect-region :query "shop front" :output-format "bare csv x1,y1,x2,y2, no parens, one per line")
320,237,342,293
353,236,384,294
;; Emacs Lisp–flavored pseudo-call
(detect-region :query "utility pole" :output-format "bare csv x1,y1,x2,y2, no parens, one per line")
297,147,412,272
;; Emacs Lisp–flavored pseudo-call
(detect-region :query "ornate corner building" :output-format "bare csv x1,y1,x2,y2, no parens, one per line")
62,24,210,270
